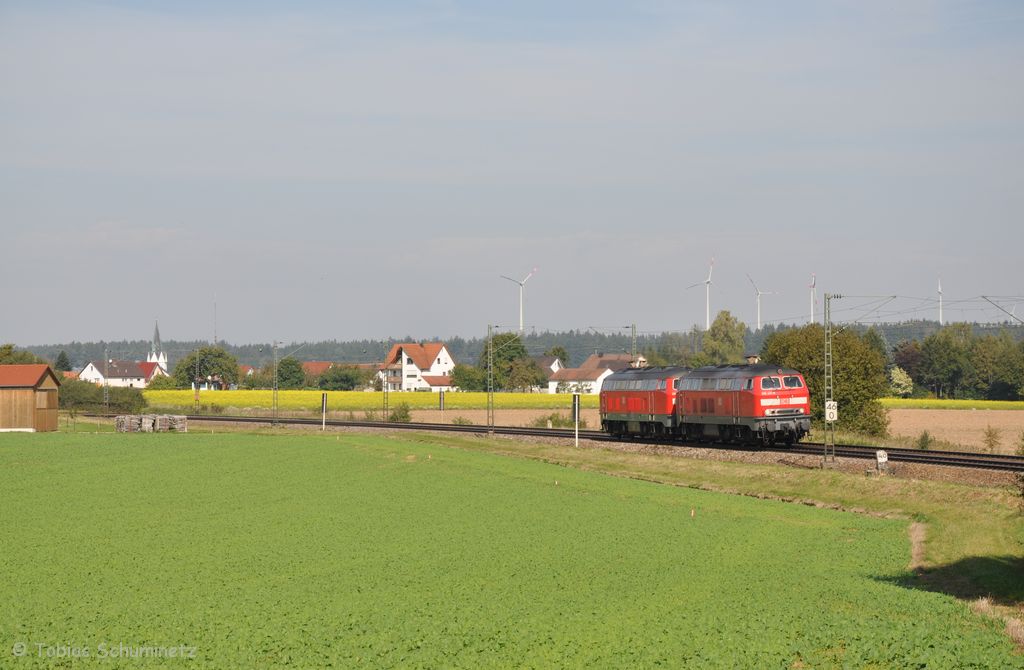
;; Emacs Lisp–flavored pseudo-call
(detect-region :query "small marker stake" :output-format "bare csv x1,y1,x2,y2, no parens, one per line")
690,508,695,519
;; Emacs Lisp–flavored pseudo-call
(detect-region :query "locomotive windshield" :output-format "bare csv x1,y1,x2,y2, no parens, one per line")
783,376,803,388
760,377,781,389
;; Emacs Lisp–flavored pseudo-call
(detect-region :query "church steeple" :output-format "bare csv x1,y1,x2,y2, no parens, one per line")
148,320,168,372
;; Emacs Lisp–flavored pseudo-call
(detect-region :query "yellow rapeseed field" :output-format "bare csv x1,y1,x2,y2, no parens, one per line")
144,390,600,412
879,398,1024,411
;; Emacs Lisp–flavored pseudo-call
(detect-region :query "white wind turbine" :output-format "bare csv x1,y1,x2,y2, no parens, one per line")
809,273,817,324
938,277,944,325
500,267,537,332
686,258,715,330
746,274,777,331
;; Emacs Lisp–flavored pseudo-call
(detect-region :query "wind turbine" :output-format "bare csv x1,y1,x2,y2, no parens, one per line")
938,277,943,325
746,274,777,331
686,258,714,330
809,273,817,324
500,268,537,332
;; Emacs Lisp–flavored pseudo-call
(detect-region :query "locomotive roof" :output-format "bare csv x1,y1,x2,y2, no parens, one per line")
605,366,691,381
688,364,801,378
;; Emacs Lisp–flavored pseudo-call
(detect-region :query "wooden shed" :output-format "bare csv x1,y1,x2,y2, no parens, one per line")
0,364,61,432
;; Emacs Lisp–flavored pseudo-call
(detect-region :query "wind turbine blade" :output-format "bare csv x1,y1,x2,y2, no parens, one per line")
938,278,942,295
746,273,758,292
500,275,520,285
685,281,703,290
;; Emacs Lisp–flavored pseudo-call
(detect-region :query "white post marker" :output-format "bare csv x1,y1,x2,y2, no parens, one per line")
825,400,838,423
321,392,328,431
573,393,580,448
876,449,888,473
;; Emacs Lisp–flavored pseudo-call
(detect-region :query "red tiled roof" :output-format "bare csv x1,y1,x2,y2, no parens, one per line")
579,353,633,371
0,364,61,388
302,361,334,377
239,365,256,376
382,343,450,371
422,375,452,387
550,367,612,382
62,370,79,380
138,362,163,381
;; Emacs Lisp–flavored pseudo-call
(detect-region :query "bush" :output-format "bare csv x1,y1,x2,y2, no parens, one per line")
388,403,412,423
59,379,147,414
982,425,1001,453
451,416,474,426
145,375,179,390
916,430,933,450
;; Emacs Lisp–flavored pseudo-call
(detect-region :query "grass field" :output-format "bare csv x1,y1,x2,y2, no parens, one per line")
1,432,1019,667
144,389,599,413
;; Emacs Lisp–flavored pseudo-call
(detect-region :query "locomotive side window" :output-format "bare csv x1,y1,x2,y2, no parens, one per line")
743,378,753,390
673,379,681,390
700,378,715,390
783,376,803,388
760,377,781,389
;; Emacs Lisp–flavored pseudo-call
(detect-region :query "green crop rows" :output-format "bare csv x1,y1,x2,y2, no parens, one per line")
0,433,1016,668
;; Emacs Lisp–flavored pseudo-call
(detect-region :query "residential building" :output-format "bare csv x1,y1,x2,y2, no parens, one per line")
380,343,456,391
546,352,645,394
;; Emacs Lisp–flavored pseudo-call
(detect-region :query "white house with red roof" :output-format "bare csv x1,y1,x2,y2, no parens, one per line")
546,352,644,394
380,343,456,391
78,322,170,389
79,359,167,388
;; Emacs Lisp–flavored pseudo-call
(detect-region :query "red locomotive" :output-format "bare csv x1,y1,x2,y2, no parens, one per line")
600,364,811,446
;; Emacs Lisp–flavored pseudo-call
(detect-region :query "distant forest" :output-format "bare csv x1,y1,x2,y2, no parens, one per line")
23,320,1024,372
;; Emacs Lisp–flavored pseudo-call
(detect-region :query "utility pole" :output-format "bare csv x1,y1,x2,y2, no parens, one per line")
194,349,201,413
623,324,637,364
486,324,495,433
102,346,109,413
823,293,840,466
272,341,279,426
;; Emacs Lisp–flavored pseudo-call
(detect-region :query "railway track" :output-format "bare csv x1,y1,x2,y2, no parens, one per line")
180,414,1024,473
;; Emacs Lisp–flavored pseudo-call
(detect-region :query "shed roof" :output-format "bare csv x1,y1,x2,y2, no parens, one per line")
0,364,61,388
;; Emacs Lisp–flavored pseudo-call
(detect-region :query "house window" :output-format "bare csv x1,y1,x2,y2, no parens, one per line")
407,357,414,365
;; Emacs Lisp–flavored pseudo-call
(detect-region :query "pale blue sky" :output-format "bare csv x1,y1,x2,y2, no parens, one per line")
2,1,1022,345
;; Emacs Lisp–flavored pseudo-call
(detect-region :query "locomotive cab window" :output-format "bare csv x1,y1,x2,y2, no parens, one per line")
743,378,753,390
783,376,804,388
760,377,781,389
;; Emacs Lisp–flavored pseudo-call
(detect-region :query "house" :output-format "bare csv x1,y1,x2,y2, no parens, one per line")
78,321,170,389
301,361,335,378
0,364,61,432
80,359,166,388
546,352,645,394
380,343,456,391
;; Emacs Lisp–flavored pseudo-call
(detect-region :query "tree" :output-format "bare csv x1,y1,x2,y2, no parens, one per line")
544,346,570,367
477,333,530,390
450,364,486,391
54,351,72,372
761,324,889,436
892,340,924,383
145,375,179,390
505,359,547,392
276,357,306,389
889,366,914,398
702,311,747,364
172,347,241,389
863,328,889,366
318,365,372,391
919,324,972,398
0,344,45,365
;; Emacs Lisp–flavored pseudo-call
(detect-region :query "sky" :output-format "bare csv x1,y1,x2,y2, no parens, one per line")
2,0,1022,346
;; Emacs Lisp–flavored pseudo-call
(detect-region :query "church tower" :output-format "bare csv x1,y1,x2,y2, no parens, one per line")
148,320,168,373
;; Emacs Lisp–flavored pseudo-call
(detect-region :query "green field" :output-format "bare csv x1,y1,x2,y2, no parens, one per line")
1,432,1018,667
